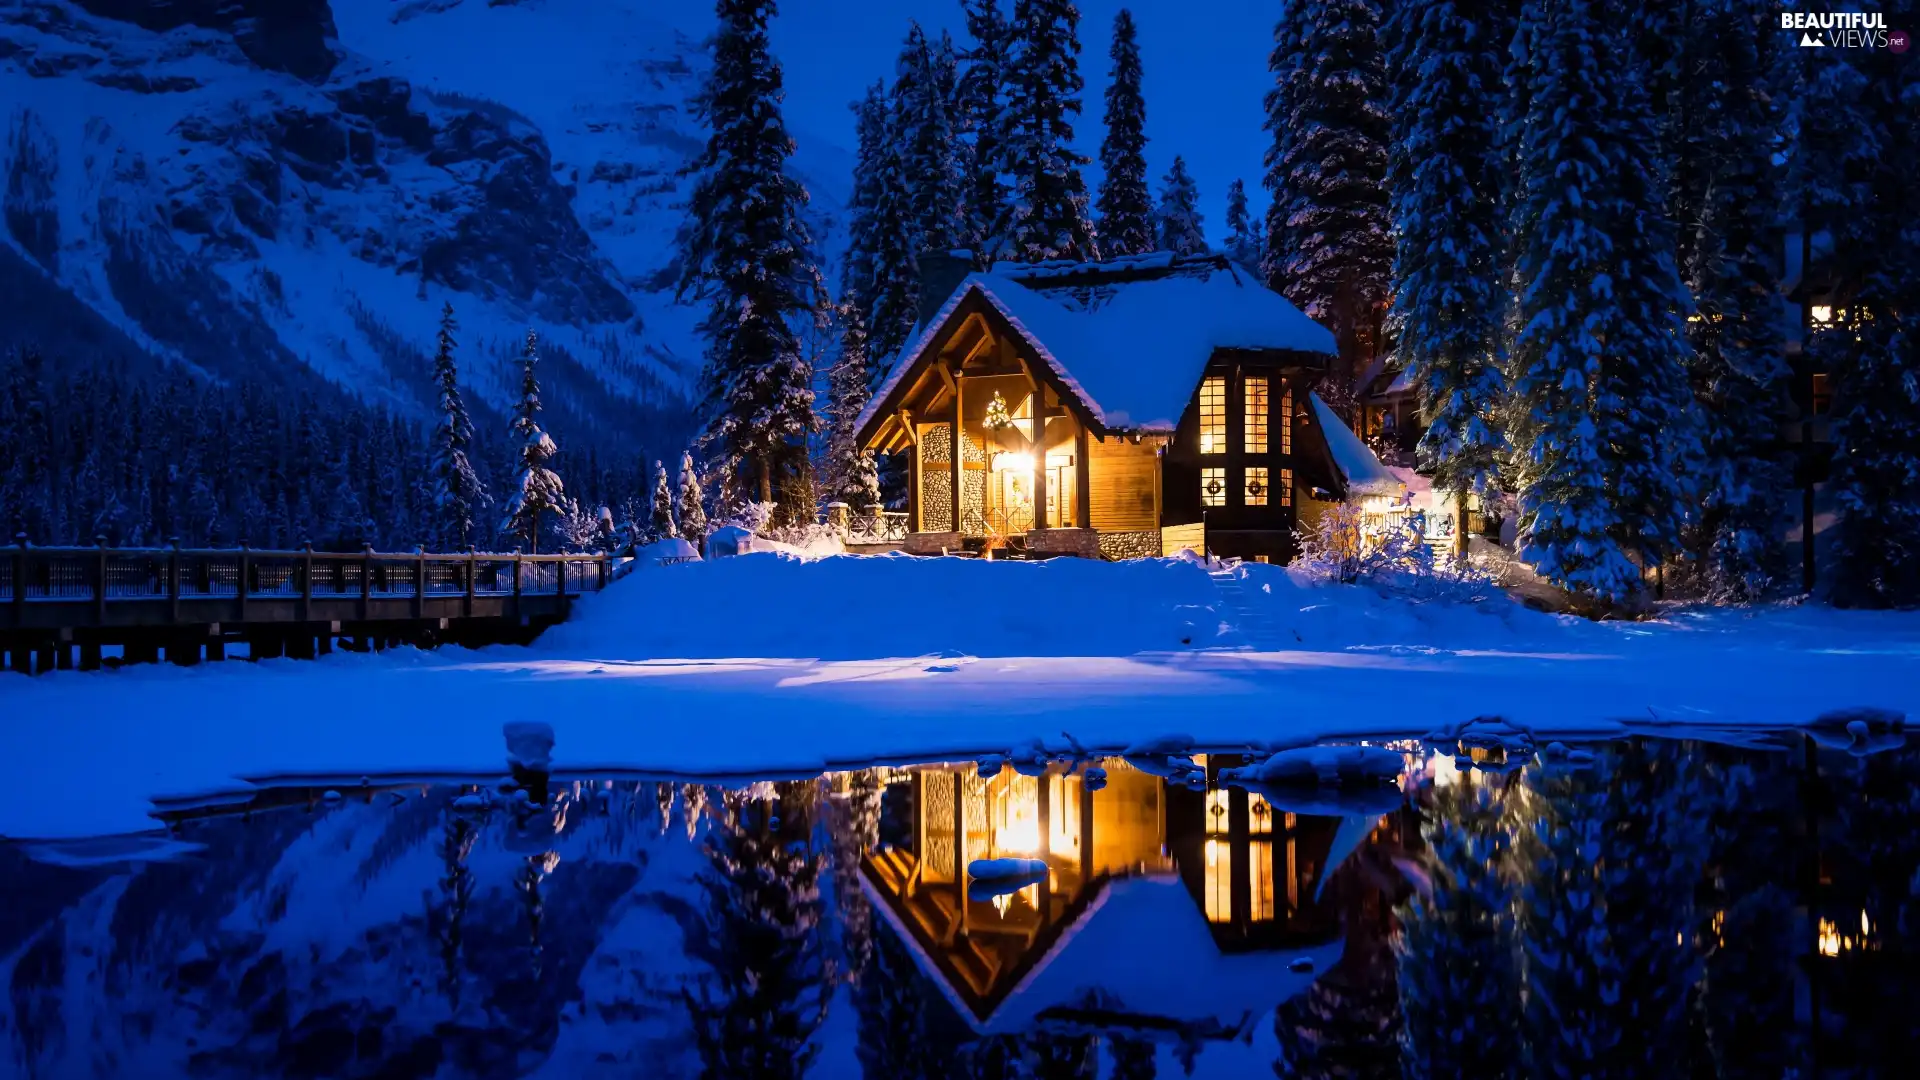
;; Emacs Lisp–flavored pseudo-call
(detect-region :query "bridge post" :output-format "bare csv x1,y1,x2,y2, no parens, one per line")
167,538,182,624
206,635,225,662
79,639,101,671
93,536,108,624
300,541,315,623
34,639,55,674
12,533,27,624
465,546,477,620
598,555,608,591
512,551,523,621
360,544,373,623
413,546,426,620
237,540,251,625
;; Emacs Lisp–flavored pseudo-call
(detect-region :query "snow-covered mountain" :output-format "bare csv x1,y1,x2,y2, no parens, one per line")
0,0,850,435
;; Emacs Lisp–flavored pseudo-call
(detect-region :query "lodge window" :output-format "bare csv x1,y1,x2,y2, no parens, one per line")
1246,467,1269,507
1245,376,1268,454
1281,385,1293,455
1202,467,1226,507
1281,467,1293,508
1812,372,1832,416
1200,377,1226,454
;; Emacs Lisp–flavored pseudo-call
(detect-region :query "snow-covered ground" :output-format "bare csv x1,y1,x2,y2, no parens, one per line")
3,554,1916,840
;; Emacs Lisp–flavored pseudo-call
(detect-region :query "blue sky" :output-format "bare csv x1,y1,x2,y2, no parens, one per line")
757,0,1280,243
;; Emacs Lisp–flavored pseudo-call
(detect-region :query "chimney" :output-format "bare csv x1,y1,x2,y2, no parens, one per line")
916,249,976,329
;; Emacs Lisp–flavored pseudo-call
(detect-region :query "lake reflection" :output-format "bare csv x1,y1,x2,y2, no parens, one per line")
3,734,1918,1078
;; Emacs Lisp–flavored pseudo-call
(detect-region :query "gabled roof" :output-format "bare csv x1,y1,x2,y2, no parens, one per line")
856,254,1337,440
1309,392,1402,497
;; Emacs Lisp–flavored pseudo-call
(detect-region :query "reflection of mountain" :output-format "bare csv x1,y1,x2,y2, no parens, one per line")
859,758,1381,1050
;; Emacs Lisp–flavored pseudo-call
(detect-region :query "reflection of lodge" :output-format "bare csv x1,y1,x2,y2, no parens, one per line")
861,758,1366,1040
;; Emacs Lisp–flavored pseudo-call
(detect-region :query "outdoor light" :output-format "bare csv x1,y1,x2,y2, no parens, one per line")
1811,304,1834,324
992,451,1035,473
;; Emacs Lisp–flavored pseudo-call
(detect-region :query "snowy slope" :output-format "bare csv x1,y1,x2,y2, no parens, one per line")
0,0,849,431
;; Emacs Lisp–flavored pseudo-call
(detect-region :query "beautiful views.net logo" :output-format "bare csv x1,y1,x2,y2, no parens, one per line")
1780,11,1900,49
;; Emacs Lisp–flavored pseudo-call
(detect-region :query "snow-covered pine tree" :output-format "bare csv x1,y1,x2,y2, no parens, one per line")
1095,8,1153,257
854,922,949,1078
999,0,1098,263
499,331,564,553
1262,0,1391,374
1504,0,1639,602
650,460,678,542
684,787,831,1080
1383,0,1511,560
1592,19,1704,582
895,23,963,255
823,300,883,510
428,303,490,549
1154,154,1205,256
1260,4,1307,287
1823,17,1920,608
843,82,890,315
676,0,821,512
867,95,923,367
1223,177,1257,269
1395,779,1521,1079
1681,0,1791,600
957,0,1012,256
678,450,710,551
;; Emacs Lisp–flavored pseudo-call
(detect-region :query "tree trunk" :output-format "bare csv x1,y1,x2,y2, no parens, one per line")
757,454,773,505
1455,488,1471,561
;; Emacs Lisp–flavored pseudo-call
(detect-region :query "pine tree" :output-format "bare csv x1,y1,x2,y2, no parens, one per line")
1383,0,1511,559
999,0,1098,263
1395,780,1520,1079
1504,0,1639,602
684,787,832,1080
677,0,821,511
428,303,490,549
895,23,963,255
823,301,883,509
957,0,1012,255
500,330,565,553
1262,0,1391,373
843,82,890,314
867,97,923,366
1095,8,1153,257
1682,0,1791,600
854,924,949,1078
1154,154,1205,256
1223,178,1257,269
679,450,711,551
650,460,678,542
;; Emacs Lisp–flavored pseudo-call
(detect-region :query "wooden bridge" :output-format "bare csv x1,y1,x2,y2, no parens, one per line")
0,539,613,674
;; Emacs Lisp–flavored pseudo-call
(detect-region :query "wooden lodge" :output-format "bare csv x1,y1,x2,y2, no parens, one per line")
854,252,1396,563
860,757,1389,1042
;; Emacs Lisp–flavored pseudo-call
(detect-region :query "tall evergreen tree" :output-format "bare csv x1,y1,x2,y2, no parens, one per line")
1384,0,1511,559
823,301,883,509
1682,0,1791,599
1262,0,1391,377
428,303,489,549
677,0,821,510
500,330,565,553
867,99,923,366
999,0,1098,262
1504,0,1638,601
650,460,678,542
679,450,711,551
843,82,890,314
1223,177,1257,269
1095,8,1153,257
895,23,964,255
957,0,1013,256
1154,154,1205,256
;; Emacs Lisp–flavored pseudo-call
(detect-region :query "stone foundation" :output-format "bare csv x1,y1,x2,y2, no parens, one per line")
1097,529,1161,561
1025,528,1101,559
903,531,965,556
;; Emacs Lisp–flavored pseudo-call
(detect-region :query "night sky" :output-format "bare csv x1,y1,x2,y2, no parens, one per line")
722,1,1279,237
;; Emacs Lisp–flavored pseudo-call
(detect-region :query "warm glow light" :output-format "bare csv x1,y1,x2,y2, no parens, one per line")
1205,837,1220,866
1819,917,1841,957
1811,304,1834,324
992,452,1034,474
1001,819,1040,856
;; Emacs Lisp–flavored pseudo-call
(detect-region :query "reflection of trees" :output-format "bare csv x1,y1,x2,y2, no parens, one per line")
1109,1035,1157,1079
684,784,831,1079
829,769,884,983
1825,745,1920,1070
515,851,559,981
1026,1031,1098,1080
1395,778,1519,1079
1277,818,1403,1080
428,810,478,1009
855,923,955,1079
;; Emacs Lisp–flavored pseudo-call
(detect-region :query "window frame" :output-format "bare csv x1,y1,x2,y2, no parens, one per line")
1199,376,1226,455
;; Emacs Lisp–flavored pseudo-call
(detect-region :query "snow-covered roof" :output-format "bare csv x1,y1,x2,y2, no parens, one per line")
865,873,1344,1038
1309,392,1402,497
858,254,1337,437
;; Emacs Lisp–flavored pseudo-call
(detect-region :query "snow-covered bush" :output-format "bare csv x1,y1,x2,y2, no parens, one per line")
1293,501,1499,603
710,500,775,535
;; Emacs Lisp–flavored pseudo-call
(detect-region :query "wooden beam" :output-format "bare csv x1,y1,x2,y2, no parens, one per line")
896,408,918,446
1032,384,1049,533
952,372,965,535
1074,420,1091,530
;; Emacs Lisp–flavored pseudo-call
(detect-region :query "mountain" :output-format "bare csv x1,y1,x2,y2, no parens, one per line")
0,0,851,450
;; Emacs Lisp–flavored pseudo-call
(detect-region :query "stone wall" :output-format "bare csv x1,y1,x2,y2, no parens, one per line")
903,531,964,555
1098,530,1161,561
1026,528,1101,559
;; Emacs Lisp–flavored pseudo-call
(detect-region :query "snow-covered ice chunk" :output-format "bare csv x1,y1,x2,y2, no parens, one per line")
968,857,1050,881
504,719,555,772
1220,744,1405,789
1122,733,1195,756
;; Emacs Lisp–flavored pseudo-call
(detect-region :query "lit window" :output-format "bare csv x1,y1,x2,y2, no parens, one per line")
1280,385,1293,455
1244,376,1268,454
1246,467,1269,507
1252,839,1275,922
1811,304,1834,325
1199,377,1225,454
1202,467,1226,507
1280,467,1293,508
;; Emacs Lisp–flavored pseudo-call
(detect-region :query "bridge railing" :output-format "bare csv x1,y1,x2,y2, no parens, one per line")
1,540,612,608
